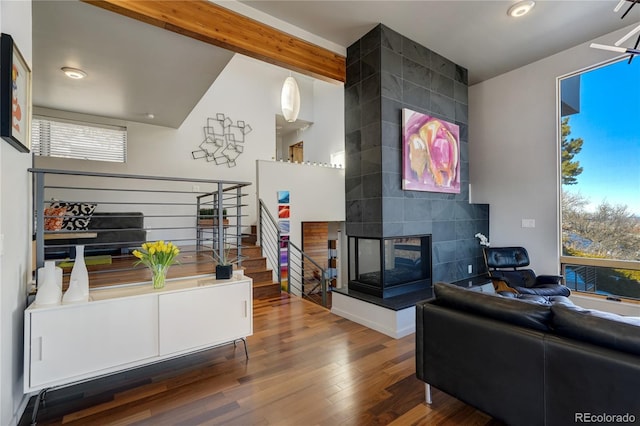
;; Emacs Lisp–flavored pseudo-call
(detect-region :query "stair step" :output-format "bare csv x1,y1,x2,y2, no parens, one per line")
242,233,257,245
245,269,273,283
234,246,261,258
253,281,281,299
241,257,267,272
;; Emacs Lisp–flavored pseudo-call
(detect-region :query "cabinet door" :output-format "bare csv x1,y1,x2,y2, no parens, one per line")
28,297,158,389
159,281,251,355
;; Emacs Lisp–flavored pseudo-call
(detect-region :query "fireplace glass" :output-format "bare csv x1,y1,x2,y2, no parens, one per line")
347,235,432,298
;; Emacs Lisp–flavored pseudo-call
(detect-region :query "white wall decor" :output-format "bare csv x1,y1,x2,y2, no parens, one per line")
192,113,252,167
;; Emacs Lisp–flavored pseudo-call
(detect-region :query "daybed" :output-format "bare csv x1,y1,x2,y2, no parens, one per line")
416,282,640,426
45,212,147,257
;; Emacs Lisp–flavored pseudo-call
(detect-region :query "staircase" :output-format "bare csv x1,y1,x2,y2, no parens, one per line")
239,225,281,299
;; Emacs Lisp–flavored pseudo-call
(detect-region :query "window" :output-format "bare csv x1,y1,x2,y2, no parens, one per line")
559,58,640,299
32,116,127,162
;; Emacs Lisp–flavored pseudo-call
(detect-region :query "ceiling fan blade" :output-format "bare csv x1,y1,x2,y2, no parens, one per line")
614,0,627,12
590,43,628,53
615,23,640,46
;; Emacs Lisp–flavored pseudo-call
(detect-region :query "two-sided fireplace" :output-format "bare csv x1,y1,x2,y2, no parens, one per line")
347,235,432,298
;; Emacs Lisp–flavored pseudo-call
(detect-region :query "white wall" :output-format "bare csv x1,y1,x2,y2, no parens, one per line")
0,1,33,424
469,24,638,274
35,54,345,234
256,160,345,252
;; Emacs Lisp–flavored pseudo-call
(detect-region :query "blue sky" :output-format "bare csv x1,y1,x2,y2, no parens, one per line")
563,58,640,215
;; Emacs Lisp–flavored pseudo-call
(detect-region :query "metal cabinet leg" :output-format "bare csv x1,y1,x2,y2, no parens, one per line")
425,383,432,405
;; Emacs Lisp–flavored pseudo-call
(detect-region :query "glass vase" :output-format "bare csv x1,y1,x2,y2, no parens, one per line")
152,265,169,289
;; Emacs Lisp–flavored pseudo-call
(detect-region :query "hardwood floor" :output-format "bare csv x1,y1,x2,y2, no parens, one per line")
21,295,500,426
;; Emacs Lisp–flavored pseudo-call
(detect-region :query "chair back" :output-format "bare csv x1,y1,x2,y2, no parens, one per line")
483,246,531,269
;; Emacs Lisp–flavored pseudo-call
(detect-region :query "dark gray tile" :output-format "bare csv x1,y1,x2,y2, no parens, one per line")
362,197,382,222
382,172,403,198
455,220,476,241
402,37,430,67
431,52,455,78
346,200,363,223
345,152,361,178
381,98,403,125
458,123,468,142
361,98,381,127
382,122,400,151
381,146,401,174
430,92,455,119
362,222,383,238
382,197,404,222
403,81,430,110
381,72,402,102
346,61,361,88
363,173,382,198
455,102,468,124
454,81,468,104
362,47,381,80
404,198,431,221
381,48,402,76
432,220,455,242
346,222,363,237
474,204,489,221
455,65,468,85
345,84,360,110
345,176,362,201
433,261,457,283
382,222,404,238
361,122,381,150
432,240,456,264
403,221,432,236
345,130,361,155
455,201,475,220
459,139,468,163
403,58,431,88
381,25,402,54
347,41,360,65
361,73,381,104
361,147,382,175
361,24,382,56
345,107,361,133
431,72,454,97
431,200,455,221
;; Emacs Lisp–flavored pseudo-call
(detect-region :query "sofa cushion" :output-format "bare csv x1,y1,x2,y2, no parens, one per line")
51,202,97,230
433,282,553,332
551,304,640,356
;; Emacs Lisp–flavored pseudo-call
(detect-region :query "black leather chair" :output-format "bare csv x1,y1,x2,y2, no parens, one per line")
483,246,570,297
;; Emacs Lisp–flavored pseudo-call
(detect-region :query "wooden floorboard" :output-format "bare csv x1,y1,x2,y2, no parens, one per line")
21,295,501,426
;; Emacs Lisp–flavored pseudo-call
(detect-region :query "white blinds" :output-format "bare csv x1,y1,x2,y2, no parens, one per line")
32,116,127,163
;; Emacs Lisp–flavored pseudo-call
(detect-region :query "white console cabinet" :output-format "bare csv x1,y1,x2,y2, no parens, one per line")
24,276,252,393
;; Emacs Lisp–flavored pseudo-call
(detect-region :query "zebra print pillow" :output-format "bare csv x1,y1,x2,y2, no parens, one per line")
50,202,97,231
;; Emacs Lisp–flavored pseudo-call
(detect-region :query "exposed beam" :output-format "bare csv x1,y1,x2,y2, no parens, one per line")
82,0,346,83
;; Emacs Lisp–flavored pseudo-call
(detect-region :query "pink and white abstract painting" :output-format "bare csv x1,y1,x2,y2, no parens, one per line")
402,108,460,193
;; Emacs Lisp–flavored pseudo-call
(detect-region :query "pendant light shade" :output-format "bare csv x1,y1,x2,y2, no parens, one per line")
281,76,300,122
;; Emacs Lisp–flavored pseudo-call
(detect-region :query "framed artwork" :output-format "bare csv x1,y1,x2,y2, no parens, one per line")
278,205,290,218
402,108,460,193
1,33,31,153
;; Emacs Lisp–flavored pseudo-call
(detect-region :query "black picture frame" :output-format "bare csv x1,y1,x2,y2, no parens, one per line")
1,33,31,153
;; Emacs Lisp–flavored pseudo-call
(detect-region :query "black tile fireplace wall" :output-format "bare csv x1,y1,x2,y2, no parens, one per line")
345,24,489,283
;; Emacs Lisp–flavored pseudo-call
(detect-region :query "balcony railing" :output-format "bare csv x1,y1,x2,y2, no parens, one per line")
31,168,250,289
561,256,640,300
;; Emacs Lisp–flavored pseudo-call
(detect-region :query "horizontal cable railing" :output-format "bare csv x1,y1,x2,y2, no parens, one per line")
561,256,640,300
31,168,251,290
287,241,329,308
259,199,281,287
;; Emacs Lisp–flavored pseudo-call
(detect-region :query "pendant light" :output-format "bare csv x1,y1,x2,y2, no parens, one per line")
281,75,300,122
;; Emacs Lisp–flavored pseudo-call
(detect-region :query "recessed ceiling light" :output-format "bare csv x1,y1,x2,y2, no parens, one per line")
507,0,535,17
61,67,87,79
145,113,155,119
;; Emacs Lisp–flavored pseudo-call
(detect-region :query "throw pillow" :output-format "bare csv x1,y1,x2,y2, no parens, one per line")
44,206,67,231
51,202,97,231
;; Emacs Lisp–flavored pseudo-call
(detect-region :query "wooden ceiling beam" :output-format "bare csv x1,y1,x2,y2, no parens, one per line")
82,0,346,83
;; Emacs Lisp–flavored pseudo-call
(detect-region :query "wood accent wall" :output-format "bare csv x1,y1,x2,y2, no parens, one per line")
83,0,346,83
302,222,329,276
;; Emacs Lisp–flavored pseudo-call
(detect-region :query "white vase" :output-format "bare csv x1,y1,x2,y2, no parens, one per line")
63,279,87,303
35,260,62,305
70,245,89,300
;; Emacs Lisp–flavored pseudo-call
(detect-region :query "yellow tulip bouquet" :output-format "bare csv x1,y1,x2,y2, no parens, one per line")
133,241,180,289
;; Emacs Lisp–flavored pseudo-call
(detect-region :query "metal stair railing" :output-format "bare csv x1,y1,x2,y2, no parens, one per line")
258,199,281,286
286,241,330,308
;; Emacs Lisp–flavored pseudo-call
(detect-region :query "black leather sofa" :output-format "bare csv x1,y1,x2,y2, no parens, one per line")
45,212,147,257
416,282,640,426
